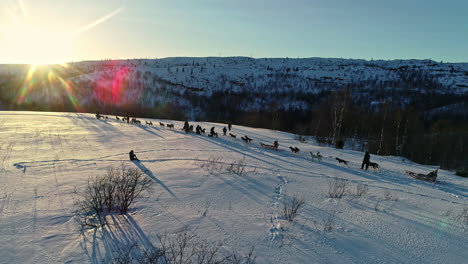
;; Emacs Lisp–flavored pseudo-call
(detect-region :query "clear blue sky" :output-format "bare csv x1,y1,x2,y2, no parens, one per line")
1,0,468,63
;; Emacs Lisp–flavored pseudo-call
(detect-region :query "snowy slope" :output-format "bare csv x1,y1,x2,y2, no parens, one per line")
65,57,468,94
0,111,467,264
0,57,467,113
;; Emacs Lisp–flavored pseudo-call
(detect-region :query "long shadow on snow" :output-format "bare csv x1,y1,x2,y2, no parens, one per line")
13,150,136,168
84,214,155,264
67,113,166,140
131,123,165,139
132,160,178,199
196,135,311,172
217,170,275,206
431,180,468,200
13,151,223,170
316,160,442,190
296,202,452,263
311,162,468,204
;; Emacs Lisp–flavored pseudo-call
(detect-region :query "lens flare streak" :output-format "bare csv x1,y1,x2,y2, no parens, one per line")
17,64,37,103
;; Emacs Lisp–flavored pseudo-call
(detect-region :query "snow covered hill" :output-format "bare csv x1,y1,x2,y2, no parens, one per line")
0,57,467,115
0,111,467,263
65,57,468,96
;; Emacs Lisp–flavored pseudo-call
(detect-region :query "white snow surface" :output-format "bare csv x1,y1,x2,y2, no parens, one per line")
0,111,467,264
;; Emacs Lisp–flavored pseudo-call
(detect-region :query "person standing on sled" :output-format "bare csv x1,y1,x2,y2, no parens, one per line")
361,151,370,170
129,150,139,161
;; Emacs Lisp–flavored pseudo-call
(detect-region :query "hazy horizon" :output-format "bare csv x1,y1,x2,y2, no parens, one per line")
1,0,467,64
2,56,468,66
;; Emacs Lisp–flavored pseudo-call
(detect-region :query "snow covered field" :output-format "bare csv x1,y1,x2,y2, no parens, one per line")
0,111,467,263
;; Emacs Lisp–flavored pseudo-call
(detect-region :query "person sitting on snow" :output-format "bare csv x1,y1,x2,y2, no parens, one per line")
129,150,139,161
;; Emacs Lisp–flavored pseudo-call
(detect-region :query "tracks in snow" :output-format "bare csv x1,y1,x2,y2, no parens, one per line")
268,174,288,245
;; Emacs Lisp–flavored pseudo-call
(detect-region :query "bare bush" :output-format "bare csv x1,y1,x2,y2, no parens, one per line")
458,206,468,225
111,242,140,264
322,211,336,232
383,189,398,201
201,156,255,177
328,178,349,199
374,200,381,212
112,229,256,264
0,142,14,169
226,157,247,176
200,156,225,173
75,164,153,227
355,183,369,197
283,194,306,222
115,166,153,214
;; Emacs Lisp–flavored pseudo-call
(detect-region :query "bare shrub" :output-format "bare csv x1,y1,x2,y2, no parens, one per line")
328,178,349,199
283,194,306,222
458,206,468,225
75,164,153,227
226,157,247,176
383,189,398,201
111,242,140,264
201,156,255,177
322,211,336,232
112,229,257,264
0,142,14,169
200,156,225,173
374,200,381,212
355,183,369,197
74,175,109,227
115,166,153,214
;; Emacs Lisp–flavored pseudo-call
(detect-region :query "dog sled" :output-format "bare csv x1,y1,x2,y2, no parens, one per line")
260,143,278,151
405,169,438,182
260,140,279,151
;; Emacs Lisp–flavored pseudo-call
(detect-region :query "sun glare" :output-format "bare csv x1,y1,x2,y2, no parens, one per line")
1,22,72,65
0,1,123,65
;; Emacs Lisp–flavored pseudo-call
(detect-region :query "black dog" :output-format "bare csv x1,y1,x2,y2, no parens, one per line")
167,124,174,129
289,146,300,153
368,162,379,170
229,133,237,138
159,122,165,127
241,136,252,143
336,157,349,165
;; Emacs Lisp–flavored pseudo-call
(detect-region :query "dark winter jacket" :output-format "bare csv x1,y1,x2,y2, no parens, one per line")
129,150,137,161
363,152,370,163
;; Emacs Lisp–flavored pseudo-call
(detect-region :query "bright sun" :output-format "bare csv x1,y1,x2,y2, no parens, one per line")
0,1,122,65
1,22,72,65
